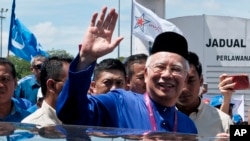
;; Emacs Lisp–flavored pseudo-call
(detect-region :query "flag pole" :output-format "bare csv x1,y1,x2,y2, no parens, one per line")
130,0,134,56
148,41,152,54
117,0,120,58
7,0,15,58
0,8,8,57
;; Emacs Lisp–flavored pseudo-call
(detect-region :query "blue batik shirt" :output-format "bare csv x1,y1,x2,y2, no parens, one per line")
14,74,40,105
0,99,31,122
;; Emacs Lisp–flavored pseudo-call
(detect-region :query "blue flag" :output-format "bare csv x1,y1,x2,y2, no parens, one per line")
9,19,48,61
8,0,48,62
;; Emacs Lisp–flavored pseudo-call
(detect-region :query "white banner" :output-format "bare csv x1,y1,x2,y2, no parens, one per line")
132,0,182,54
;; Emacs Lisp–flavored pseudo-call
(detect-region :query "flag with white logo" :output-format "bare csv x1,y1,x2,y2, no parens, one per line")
132,0,182,43
8,0,48,62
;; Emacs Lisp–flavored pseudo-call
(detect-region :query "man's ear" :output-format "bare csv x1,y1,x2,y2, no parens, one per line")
126,75,131,90
14,78,18,88
47,79,56,93
200,74,204,87
144,67,148,84
88,81,96,94
184,73,189,84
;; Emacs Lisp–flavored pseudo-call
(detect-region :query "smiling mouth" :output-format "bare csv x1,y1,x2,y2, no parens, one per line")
158,83,174,88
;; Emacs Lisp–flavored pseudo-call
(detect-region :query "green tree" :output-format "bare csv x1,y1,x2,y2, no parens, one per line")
118,56,126,63
47,48,74,58
8,49,73,79
8,55,31,79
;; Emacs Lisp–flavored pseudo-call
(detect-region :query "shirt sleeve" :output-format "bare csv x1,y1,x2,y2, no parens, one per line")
56,54,96,125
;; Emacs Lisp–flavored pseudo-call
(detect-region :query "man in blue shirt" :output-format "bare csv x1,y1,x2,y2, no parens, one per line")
0,58,30,122
56,7,197,134
88,58,127,95
14,55,47,105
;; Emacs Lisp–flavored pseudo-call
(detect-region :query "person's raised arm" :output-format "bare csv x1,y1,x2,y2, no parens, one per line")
77,6,123,71
218,73,235,116
56,6,123,125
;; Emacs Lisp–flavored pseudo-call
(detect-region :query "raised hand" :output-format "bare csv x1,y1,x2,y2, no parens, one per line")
218,73,235,96
218,73,235,116
78,6,124,70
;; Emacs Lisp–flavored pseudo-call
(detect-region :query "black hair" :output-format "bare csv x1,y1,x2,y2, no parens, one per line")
188,51,202,77
0,58,16,78
123,53,148,79
40,55,73,97
93,58,126,81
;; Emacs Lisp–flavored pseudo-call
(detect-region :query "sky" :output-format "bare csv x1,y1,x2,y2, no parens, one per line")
1,0,250,61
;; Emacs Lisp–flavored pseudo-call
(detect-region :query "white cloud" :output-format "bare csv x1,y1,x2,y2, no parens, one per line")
202,0,220,11
31,22,58,44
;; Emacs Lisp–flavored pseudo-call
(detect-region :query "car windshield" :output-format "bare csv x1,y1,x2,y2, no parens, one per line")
0,122,227,141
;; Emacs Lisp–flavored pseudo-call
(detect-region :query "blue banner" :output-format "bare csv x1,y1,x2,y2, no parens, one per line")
9,19,48,61
8,0,48,62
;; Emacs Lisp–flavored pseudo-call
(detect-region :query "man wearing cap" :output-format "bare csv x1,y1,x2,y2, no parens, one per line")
56,7,197,134
232,114,243,125
210,95,234,118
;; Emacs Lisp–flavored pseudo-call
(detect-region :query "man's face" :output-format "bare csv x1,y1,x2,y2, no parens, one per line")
127,62,146,94
44,62,70,109
91,70,126,94
0,64,17,104
31,60,44,83
178,64,203,105
54,62,70,97
144,52,188,107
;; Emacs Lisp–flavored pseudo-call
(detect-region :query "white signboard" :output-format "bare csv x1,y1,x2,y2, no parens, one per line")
203,16,250,67
169,15,250,93
169,15,250,66
169,15,250,120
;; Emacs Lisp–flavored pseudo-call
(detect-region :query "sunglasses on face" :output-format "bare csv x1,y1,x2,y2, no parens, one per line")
32,64,42,70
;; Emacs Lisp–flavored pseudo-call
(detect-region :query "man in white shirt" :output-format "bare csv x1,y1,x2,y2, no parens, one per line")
176,51,233,137
22,56,73,127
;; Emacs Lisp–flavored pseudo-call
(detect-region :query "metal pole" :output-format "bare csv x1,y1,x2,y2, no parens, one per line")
130,0,134,56
0,13,2,58
0,8,8,57
148,41,152,54
117,0,120,58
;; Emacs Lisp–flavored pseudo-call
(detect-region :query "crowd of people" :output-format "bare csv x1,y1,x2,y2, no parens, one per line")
0,6,249,139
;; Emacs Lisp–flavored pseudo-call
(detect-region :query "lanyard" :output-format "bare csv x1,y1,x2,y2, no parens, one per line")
144,93,178,132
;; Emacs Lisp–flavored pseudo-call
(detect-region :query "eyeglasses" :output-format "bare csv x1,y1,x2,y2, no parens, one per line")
148,63,186,76
32,64,42,70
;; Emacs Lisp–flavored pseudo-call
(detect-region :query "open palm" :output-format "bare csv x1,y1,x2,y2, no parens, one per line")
80,7,123,65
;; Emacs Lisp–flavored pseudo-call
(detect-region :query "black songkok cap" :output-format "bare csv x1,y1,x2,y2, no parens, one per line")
150,32,188,60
